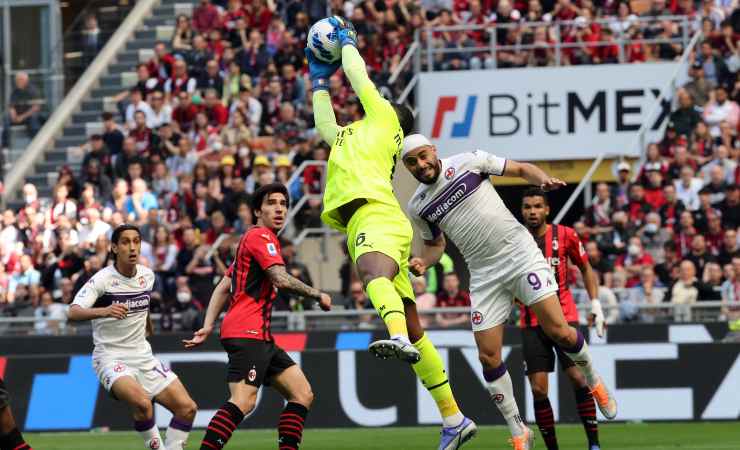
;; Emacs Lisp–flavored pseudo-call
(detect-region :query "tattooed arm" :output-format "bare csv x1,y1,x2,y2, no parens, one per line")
266,265,332,311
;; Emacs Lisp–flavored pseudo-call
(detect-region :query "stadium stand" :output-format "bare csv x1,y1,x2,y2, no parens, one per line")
0,0,738,335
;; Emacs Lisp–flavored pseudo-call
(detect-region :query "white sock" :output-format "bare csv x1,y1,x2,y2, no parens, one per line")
134,419,162,449
561,330,598,386
165,417,192,450
442,411,465,428
484,364,525,436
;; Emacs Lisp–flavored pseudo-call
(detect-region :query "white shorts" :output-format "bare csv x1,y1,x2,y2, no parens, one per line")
93,354,178,399
469,258,558,331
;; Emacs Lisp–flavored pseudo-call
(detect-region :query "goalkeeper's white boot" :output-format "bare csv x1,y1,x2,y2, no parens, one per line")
368,337,421,363
438,416,477,450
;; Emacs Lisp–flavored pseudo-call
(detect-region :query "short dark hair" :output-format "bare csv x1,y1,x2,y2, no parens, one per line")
522,187,548,205
251,183,290,224
392,103,414,136
111,224,141,245
101,111,114,121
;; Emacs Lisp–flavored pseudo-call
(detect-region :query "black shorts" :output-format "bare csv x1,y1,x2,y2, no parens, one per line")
521,323,580,375
221,338,296,387
0,377,8,409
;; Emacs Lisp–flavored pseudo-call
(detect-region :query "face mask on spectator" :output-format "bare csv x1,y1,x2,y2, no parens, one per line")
645,223,658,234
628,244,641,256
177,292,192,304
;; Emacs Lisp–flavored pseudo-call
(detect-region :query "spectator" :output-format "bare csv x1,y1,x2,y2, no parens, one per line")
229,85,262,135
78,208,111,250
345,281,374,327
101,112,125,156
149,92,172,128
684,61,712,106
2,72,42,148
698,40,732,88
124,178,159,224
71,255,103,296
701,145,737,185
173,91,199,132
203,88,229,128
8,254,41,304
665,260,701,321
632,266,665,322
716,184,739,229
701,261,725,301
187,35,214,81
639,212,671,261
687,234,718,275
658,183,686,230
164,58,197,100
198,59,225,95
412,276,437,329
172,14,194,53
643,168,667,209
34,290,68,335
192,0,221,34
674,165,703,210
237,29,271,78
718,228,739,266
80,14,102,66
435,272,471,328
615,236,655,287
670,89,703,136
585,241,613,287
611,161,632,208
705,212,725,255
623,183,652,227
703,86,739,137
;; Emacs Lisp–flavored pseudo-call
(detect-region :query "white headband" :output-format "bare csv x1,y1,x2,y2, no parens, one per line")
402,134,433,158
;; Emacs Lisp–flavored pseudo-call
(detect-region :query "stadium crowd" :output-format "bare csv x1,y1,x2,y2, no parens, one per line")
0,0,739,335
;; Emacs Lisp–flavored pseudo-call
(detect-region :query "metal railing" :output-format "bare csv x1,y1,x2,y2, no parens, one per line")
0,300,730,336
420,15,694,69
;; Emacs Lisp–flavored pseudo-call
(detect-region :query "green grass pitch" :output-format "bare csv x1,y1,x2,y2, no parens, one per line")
25,422,739,449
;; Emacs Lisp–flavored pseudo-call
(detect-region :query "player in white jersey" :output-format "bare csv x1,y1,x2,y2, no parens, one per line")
401,135,616,450
68,224,197,450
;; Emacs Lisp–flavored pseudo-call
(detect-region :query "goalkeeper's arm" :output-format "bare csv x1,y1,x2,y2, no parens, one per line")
341,45,385,118
313,90,339,146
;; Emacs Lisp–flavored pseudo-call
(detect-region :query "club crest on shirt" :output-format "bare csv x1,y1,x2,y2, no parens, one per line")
138,276,146,287
445,167,456,179
266,243,277,256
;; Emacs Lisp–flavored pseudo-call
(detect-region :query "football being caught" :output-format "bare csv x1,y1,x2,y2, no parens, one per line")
307,18,341,64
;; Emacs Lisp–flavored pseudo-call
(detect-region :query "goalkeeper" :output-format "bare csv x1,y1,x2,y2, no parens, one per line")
307,17,477,450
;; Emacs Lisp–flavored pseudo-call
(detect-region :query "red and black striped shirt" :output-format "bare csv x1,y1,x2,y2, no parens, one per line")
520,224,587,328
220,226,284,341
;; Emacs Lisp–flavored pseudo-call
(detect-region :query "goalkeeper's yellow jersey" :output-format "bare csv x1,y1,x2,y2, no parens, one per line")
314,46,405,232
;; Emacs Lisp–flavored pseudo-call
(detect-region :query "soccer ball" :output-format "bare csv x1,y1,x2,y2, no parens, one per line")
307,18,341,64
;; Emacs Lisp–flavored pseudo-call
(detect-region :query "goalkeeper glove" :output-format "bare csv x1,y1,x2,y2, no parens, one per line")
329,16,358,47
305,48,340,91
590,298,606,338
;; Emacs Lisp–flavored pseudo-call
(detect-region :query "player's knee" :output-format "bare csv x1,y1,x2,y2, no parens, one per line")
132,397,153,419
291,385,314,408
543,322,572,347
232,396,256,415
477,348,502,370
178,399,198,421
530,381,549,400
